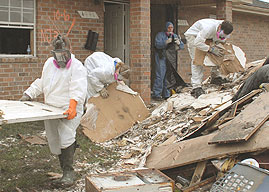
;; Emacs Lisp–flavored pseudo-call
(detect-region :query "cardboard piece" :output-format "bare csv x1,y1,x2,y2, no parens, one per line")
194,42,245,75
146,121,269,170
209,92,269,144
81,83,149,143
0,100,66,125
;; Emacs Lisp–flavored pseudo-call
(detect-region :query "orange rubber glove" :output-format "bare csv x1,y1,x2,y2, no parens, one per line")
63,99,77,120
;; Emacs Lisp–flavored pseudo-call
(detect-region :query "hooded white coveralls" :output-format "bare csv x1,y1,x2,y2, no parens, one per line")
184,19,224,88
84,52,121,99
24,54,87,155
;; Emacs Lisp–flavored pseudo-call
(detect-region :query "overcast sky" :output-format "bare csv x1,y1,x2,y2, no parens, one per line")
259,0,269,2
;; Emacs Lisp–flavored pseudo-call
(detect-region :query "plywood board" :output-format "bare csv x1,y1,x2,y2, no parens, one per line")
81,83,149,143
209,92,269,144
0,100,66,125
146,121,269,170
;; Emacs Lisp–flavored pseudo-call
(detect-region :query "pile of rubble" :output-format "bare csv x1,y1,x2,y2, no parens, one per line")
82,58,269,191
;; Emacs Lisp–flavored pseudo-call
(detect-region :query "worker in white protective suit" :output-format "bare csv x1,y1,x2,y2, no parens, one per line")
19,35,87,187
184,19,233,98
84,52,130,100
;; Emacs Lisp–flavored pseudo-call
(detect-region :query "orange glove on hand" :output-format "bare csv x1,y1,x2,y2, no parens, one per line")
63,99,77,120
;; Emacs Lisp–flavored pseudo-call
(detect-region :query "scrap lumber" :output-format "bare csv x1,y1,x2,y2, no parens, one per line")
209,92,269,144
182,176,216,192
81,83,149,143
175,90,261,142
190,161,207,186
0,100,66,125
146,121,269,170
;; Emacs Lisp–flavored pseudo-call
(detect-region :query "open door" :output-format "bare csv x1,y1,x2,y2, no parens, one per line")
104,2,129,64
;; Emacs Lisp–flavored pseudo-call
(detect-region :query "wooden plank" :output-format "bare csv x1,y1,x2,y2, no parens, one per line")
81,83,149,143
146,121,269,170
190,161,207,186
182,176,216,192
209,92,269,144
0,100,66,125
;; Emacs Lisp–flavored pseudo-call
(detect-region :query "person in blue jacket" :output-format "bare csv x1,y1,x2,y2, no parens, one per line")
152,21,183,101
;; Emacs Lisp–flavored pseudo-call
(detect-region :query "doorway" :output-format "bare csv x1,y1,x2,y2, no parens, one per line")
150,4,178,89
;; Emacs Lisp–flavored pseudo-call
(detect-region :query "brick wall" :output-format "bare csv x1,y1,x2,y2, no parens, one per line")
129,0,151,104
0,57,39,100
217,0,233,21
0,0,104,100
231,11,269,62
1,0,269,103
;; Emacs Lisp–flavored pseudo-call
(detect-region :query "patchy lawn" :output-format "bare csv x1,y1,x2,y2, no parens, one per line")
0,121,119,192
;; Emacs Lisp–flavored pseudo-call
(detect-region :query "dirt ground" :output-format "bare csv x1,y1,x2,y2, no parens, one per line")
0,121,119,192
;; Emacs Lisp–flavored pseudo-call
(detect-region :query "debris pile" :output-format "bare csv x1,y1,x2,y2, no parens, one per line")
83,58,269,191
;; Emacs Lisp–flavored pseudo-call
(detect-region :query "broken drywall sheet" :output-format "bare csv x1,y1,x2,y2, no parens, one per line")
81,83,150,143
116,83,138,95
190,92,232,110
151,91,232,117
0,100,66,125
194,42,246,76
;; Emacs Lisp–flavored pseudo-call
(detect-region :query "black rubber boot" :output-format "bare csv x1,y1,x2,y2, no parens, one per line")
191,87,205,98
54,141,76,188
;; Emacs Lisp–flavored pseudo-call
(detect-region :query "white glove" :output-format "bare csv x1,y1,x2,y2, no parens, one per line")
209,46,224,57
100,87,109,99
19,93,31,101
166,37,173,44
174,38,180,45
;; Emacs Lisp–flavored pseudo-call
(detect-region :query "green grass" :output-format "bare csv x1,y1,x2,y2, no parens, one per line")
0,121,119,192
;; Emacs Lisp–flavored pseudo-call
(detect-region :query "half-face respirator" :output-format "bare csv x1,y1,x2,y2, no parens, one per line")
217,30,230,40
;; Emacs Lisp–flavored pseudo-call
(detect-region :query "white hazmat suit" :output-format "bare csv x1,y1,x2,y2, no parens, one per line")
84,52,122,99
24,54,87,155
184,19,224,88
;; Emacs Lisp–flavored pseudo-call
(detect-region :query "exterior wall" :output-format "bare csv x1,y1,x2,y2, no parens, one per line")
231,11,269,62
1,0,269,103
0,0,104,100
217,0,233,21
130,0,151,104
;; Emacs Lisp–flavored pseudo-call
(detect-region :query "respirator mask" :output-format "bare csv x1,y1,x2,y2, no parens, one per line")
51,35,71,68
217,30,230,41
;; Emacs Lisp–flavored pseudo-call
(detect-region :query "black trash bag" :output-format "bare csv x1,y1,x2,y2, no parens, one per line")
232,64,269,101
165,42,186,91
